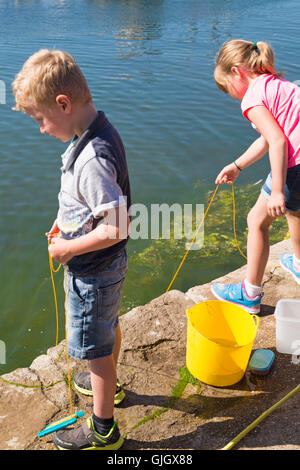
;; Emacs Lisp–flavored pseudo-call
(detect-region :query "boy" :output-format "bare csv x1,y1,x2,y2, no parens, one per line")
12,49,131,450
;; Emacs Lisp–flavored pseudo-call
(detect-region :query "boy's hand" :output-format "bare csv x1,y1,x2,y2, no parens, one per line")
215,162,240,184
48,236,73,264
46,219,60,241
267,191,286,218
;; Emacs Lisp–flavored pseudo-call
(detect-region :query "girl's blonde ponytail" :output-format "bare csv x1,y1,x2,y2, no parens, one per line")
248,41,279,76
214,39,282,93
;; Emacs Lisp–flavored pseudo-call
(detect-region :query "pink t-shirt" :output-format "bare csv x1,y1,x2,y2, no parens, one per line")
241,74,300,167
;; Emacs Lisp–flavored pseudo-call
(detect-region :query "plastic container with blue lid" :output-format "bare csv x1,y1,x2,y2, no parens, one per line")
249,349,275,375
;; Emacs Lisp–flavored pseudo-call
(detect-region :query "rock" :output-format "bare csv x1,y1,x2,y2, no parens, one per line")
0,368,59,449
0,239,299,450
119,290,195,378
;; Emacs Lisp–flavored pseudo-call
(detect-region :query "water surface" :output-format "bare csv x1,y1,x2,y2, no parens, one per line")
0,0,297,372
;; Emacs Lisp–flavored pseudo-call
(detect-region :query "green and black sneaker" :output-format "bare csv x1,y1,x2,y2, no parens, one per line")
53,417,124,450
73,372,125,406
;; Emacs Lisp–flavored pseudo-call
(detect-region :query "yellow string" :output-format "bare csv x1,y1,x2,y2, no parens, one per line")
230,182,247,260
64,265,73,417
166,184,220,292
222,383,300,450
166,181,283,291
48,238,73,417
48,245,61,347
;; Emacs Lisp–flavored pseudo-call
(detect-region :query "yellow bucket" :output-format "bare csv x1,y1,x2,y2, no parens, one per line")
186,300,260,387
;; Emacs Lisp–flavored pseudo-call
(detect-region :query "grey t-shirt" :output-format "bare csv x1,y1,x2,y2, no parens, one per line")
58,140,126,237
57,111,131,277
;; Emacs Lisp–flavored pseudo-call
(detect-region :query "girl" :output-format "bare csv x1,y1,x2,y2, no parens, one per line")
211,39,300,314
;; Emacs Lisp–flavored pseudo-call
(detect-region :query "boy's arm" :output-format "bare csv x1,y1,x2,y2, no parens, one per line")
247,106,287,218
48,205,130,264
215,135,268,184
45,219,60,241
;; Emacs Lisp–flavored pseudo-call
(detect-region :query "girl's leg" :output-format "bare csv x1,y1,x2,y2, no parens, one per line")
285,209,300,259
246,194,274,286
211,194,274,313
280,209,300,284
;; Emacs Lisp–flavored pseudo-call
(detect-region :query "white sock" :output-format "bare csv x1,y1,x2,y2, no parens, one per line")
293,254,300,272
244,279,262,298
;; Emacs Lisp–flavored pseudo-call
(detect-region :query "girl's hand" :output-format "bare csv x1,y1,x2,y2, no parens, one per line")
48,236,73,264
215,162,240,184
46,219,60,241
267,191,286,218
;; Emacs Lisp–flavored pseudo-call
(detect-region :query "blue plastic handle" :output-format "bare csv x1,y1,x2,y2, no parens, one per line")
38,411,84,438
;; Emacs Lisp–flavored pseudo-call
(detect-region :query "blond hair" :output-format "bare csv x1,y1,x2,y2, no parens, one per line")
214,39,281,93
12,49,92,111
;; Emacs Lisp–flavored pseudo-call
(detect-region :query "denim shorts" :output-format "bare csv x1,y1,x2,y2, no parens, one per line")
261,164,300,212
65,249,128,360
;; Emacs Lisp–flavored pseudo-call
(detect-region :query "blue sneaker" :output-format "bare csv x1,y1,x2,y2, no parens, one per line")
211,281,263,314
280,254,300,285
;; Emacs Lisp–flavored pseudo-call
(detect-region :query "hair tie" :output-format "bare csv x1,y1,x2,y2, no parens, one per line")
253,42,260,54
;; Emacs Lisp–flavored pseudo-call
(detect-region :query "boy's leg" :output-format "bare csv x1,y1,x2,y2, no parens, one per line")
113,322,122,368
73,321,125,404
90,355,116,419
90,322,122,420
53,251,127,450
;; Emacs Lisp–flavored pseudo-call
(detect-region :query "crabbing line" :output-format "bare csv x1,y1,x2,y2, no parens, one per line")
166,182,247,292
63,265,73,417
47,238,73,417
222,383,300,450
48,248,61,347
166,184,220,292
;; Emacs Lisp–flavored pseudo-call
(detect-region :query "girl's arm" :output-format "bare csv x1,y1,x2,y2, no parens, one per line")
215,135,268,184
235,134,269,169
247,106,288,218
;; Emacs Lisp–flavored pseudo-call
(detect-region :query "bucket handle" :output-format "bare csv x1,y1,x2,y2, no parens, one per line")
252,314,260,333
